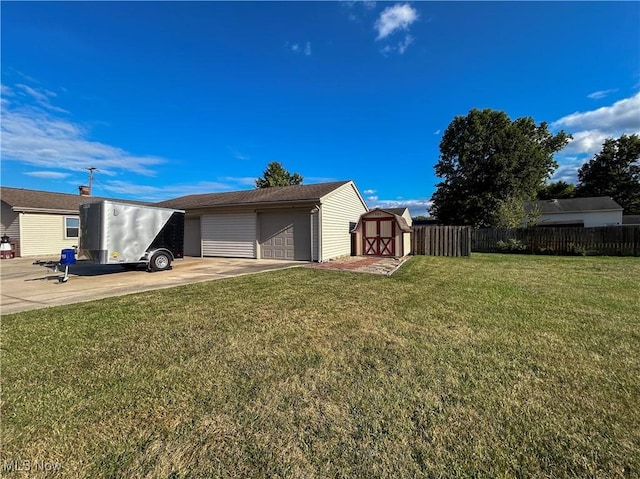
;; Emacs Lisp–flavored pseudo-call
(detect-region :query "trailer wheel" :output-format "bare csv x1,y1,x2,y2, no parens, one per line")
149,251,171,272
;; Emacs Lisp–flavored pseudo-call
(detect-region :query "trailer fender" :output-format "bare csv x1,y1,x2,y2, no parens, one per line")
147,249,174,272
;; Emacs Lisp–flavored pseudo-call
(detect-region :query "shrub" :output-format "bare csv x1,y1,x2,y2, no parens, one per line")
496,238,528,253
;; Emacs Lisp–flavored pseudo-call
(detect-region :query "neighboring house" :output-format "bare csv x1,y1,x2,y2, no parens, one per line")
0,187,147,257
351,207,412,257
524,197,623,227
156,181,368,261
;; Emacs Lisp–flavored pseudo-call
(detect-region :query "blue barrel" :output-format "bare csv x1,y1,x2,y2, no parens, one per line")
60,248,76,265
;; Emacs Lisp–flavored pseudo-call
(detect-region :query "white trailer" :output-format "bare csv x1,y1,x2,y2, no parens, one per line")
79,200,185,272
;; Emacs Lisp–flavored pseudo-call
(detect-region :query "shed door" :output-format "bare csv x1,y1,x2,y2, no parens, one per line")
363,218,395,256
201,213,256,258
259,211,311,260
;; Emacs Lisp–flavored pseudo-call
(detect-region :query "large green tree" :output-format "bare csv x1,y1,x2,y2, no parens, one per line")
255,161,303,188
537,181,576,200
430,108,570,227
576,134,640,214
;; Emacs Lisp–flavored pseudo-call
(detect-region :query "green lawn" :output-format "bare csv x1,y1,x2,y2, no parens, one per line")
2,254,639,478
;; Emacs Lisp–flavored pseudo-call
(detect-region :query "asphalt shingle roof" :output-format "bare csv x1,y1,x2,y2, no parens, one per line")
155,181,352,210
0,187,149,213
384,207,409,216
525,196,623,214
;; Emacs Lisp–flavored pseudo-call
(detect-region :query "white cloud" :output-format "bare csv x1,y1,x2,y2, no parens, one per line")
368,198,433,218
286,41,312,56
433,129,441,135
227,146,250,161
551,92,640,184
587,89,618,100
553,92,640,156
367,195,379,201
375,3,418,40
363,189,376,195
24,171,71,179
1,83,166,177
14,83,69,114
90,180,239,202
397,34,413,54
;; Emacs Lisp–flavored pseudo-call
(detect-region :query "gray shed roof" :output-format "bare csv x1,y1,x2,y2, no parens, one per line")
525,196,623,214
0,186,149,214
353,208,412,232
156,181,353,210
384,207,409,216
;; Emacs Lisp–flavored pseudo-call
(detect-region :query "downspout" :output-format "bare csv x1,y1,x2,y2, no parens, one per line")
316,203,324,262
310,205,320,262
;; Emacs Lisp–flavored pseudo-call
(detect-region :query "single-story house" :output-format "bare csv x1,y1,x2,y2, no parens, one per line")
524,197,623,227
156,180,368,261
351,207,412,257
0,186,148,257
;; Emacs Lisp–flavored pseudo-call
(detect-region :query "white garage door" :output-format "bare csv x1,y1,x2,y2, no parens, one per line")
259,211,311,261
201,213,256,258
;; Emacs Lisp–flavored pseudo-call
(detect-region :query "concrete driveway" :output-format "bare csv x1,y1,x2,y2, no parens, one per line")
0,256,301,315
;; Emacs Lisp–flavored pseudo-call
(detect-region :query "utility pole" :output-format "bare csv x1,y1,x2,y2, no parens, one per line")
86,167,97,195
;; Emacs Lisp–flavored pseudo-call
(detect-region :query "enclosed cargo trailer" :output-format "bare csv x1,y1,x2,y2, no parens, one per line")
79,201,185,271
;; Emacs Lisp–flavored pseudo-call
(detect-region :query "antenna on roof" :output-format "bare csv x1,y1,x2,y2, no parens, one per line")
86,167,97,196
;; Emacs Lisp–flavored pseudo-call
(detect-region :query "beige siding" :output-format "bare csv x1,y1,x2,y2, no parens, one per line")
320,182,368,261
401,209,413,227
19,213,78,257
403,231,411,256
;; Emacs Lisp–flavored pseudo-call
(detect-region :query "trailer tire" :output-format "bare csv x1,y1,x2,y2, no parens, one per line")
149,251,172,272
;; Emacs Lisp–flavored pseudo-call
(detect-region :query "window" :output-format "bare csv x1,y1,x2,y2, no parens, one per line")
65,217,79,238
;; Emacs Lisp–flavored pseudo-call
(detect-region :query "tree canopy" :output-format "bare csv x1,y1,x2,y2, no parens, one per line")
430,108,570,227
576,134,640,214
537,181,576,200
255,161,303,188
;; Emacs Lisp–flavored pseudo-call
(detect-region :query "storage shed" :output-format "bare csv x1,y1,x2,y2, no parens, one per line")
351,208,412,257
156,181,368,262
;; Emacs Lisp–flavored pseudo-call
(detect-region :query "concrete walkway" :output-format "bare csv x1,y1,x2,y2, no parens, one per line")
0,256,301,315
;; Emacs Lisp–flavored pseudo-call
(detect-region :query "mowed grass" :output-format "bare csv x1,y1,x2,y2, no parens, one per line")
2,254,639,478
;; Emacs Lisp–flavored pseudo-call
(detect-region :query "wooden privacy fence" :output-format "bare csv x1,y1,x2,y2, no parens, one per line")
412,226,472,257
472,226,640,256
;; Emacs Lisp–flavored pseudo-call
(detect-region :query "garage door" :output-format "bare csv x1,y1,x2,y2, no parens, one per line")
259,211,311,260
201,213,256,258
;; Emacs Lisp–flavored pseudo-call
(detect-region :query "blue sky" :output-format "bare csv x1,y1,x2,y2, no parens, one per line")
2,1,639,217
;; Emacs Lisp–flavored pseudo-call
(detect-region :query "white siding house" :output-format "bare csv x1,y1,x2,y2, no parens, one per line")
157,181,368,262
525,197,623,227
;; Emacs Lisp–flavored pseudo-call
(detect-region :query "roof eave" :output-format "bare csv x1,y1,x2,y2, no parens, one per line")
179,198,321,210
12,206,79,214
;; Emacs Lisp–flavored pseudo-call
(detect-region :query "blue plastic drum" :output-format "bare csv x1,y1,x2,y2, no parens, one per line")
60,248,76,265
